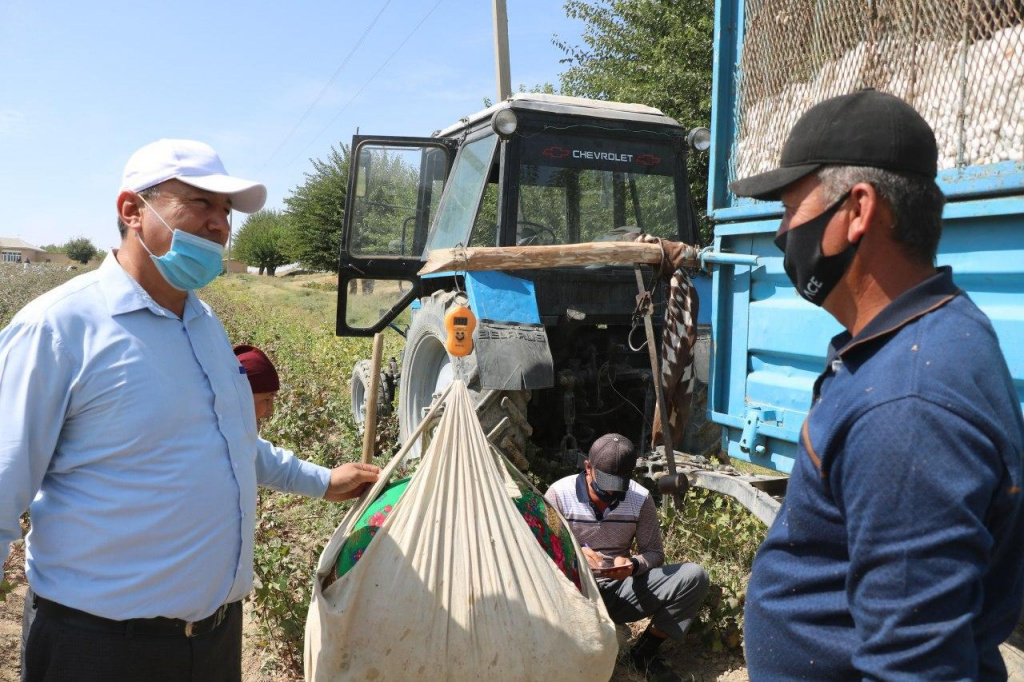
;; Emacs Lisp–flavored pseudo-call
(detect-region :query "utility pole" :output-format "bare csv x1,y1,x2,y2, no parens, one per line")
492,0,511,102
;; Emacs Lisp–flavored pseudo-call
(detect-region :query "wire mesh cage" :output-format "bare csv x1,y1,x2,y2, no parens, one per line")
732,0,1024,184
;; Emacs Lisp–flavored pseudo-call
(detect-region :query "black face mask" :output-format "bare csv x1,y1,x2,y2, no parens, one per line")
774,191,856,306
590,479,626,507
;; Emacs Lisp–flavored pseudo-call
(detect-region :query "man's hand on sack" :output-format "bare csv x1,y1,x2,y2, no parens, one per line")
324,462,381,502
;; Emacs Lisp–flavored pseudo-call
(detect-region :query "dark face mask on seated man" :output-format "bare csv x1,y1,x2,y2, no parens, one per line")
590,479,626,507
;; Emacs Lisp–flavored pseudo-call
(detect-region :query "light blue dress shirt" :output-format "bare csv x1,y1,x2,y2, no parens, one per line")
0,253,331,621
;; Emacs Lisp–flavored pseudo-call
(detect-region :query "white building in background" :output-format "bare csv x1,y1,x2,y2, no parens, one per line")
0,238,74,265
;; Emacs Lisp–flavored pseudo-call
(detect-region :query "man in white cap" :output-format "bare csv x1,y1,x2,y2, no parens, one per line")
544,433,709,682
0,139,379,681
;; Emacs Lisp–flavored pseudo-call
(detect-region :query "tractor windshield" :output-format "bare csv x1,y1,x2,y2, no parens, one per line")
507,131,682,246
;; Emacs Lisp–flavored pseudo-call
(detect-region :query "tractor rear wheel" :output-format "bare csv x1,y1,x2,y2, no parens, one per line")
398,291,532,467
350,359,393,436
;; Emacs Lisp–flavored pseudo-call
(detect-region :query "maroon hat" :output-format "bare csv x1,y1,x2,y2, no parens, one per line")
233,344,279,394
588,433,637,493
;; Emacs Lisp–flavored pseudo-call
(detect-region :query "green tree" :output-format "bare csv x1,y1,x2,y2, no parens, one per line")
232,209,292,276
557,0,715,242
63,237,99,264
284,145,350,273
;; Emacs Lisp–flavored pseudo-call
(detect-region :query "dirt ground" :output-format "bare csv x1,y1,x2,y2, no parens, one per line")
3,536,748,682
609,622,748,682
0,582,27,682
236,614,747,682
1,539,26,682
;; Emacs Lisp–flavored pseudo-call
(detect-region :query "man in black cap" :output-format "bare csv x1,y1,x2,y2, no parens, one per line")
733,89,1024,679
544,433,709,682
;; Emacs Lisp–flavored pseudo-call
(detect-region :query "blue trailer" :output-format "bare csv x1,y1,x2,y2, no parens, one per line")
705,0,1024,477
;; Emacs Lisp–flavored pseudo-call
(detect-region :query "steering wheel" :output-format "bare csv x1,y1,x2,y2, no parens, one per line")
515,220,558,246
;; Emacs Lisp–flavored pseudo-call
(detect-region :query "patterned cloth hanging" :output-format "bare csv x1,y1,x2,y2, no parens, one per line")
634,234,700,450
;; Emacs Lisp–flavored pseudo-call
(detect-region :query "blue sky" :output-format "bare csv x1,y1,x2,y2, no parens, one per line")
0,0,584,251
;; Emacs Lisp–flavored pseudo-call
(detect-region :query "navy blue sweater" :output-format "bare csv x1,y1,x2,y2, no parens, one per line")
745,267,1024,680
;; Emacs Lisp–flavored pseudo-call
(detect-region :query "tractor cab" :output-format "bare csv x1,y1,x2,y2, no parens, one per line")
336,93,706,336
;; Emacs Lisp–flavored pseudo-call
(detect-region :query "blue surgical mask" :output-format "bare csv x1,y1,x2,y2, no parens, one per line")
136,194,225,291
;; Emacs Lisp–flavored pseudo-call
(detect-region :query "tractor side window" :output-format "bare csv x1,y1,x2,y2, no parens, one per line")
349,143,448,258
428,134,499,250
418,148,449,254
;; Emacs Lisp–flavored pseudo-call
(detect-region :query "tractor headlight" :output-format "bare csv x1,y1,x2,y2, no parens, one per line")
686,127,712,152
491,109,519,137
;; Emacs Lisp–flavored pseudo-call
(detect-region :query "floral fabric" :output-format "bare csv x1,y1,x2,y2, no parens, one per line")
335,477,410,577
512,483,582,591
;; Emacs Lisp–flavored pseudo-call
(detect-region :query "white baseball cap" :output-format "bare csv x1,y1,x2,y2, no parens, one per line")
120,139,267,213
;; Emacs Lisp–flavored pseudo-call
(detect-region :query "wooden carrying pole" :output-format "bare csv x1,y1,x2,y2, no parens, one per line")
418,242,699,275
360,333,386,464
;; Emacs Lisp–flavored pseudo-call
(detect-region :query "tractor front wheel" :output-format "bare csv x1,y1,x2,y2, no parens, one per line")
350,359,393,436
398,291,532,467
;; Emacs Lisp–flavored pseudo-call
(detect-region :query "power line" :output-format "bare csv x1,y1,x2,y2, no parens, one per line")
257,0,393,173
286,0,445,169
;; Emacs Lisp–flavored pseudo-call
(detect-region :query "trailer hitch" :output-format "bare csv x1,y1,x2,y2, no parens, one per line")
697,247,760,272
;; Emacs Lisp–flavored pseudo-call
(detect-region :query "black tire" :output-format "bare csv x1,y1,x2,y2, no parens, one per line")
350,359,393,436
398,291,532,466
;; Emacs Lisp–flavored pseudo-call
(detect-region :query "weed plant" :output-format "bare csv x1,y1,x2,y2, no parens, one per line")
0,263,95,328
661,489,767,653
300,280,338,292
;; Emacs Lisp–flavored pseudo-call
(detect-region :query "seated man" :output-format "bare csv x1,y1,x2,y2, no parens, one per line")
544,434,709,682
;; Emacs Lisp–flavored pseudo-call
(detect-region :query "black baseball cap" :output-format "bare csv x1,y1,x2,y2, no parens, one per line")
730,89,938,201
588,434,637,493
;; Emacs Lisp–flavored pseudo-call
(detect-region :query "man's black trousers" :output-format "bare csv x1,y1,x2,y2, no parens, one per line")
24,598,242,682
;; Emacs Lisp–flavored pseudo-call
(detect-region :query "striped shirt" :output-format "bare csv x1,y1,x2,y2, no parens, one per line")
544,473,664,576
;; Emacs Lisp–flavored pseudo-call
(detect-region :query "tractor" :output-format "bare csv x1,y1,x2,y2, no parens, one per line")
337,93,720,482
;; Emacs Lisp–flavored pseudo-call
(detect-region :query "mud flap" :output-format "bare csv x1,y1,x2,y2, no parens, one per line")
475,321,554,390
458,270,554,391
